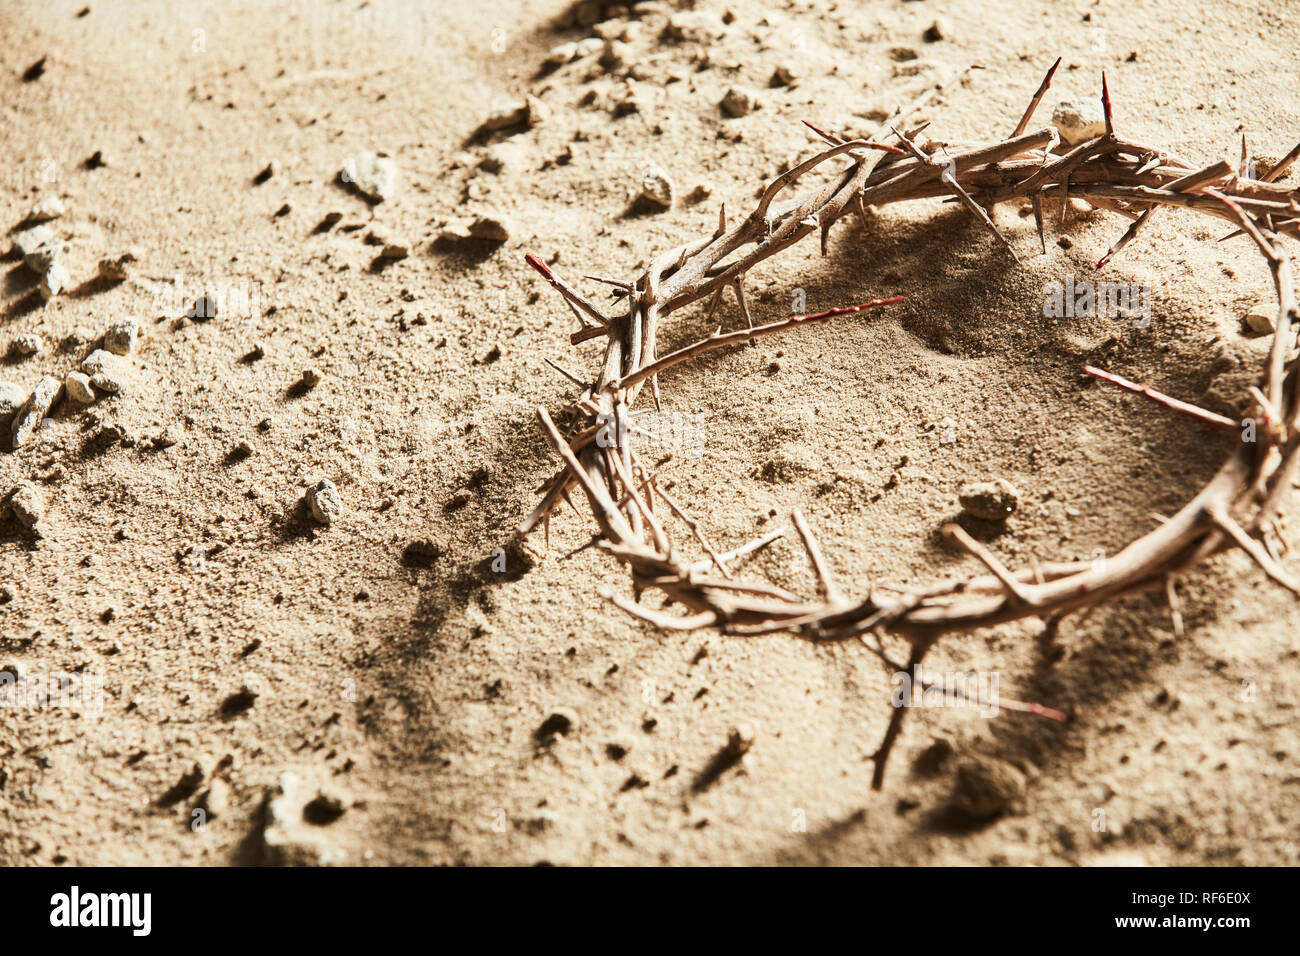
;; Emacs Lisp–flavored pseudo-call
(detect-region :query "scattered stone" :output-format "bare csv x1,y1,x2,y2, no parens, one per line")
80,349,125,395
79,348,115,377
97,249,139,281
84,149,107,170
1052,99,1107,146
25,196,64,223
952,756,1026,818
544,41,580,69
40,262,70,300
10,375,62,448
720,86,759,118
22,56,47,83
306,478,342,525
301,367,323,389
340,151,397,203
922,18,948,42
770,64,800,88
376,243,408,262
958,478,1020,520
15,334,43,357
103,318,139,355
14,225,62,266
197,778,230,819
440,214,513,244
639,165,674,208
1243,303,1275,335
6,482,44,530
262,772,348,866
252,163,273,186
64,371,95,405
536,707,579,743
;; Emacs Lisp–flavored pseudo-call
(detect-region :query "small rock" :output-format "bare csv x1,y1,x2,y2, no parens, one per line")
720,86,759,118
40,262,70,300
1052,99,1107,146
376,243,408,262
301,367,323,389
79,348,116,377
80,349,125,395
481,99,530,133
89,371,124,395
544,41,580,70
25,196,64,223
262,772,348,866
770,64,800,88
536,706,579,743
340,151,397,203
104,318,139,355
1244,304,1275,335
639,165,674,208
14,334,43,357
922,18,948,42
13,225,58,264
197,778,230,819
952,756,1026,818
469,215,512,242
7,482,44,530
958,478,1020,520
306,478,342,525
64,371,95,404
10,375,62,448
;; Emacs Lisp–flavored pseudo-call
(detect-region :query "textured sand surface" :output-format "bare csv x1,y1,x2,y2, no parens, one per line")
1,0,1298,865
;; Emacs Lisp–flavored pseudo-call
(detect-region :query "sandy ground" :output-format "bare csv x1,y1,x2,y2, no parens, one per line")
1,0,1298,866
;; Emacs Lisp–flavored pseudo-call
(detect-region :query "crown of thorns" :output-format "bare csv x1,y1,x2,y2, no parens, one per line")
522,62,1300,786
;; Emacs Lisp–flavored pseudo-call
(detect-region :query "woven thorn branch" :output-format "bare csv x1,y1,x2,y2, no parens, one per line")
520,61,1300,788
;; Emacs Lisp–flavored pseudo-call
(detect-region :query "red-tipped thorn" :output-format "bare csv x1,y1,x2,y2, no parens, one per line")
1027,702,1067,722
1101,71,1114,136
524,252,553,279
803,120,843,145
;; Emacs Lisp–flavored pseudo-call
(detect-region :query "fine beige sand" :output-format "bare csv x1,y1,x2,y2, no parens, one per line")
1,0,1298,865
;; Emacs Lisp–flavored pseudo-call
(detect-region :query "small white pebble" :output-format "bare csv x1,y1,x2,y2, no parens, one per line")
720,86,759,118
80,349,116,376
1244,304,1275,335
104,318,139,355
40,261,70,300
7,482,44,530
15,333,43,356
639,165,674,209
26,196,64,223
65,371,95,404
307,478,342,525
1051,99,1107,146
